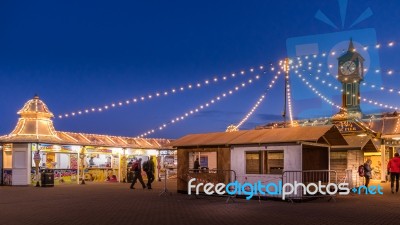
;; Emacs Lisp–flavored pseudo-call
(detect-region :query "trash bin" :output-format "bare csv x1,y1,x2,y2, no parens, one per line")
41,169,54,187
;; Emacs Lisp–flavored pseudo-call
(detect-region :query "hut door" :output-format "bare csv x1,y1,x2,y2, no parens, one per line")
302,145,329,170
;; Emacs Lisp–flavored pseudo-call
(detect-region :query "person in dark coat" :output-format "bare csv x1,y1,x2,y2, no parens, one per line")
364,159,372,188
194,158,200,173
388,153,400,194
130,158,146,190
144,156,155,189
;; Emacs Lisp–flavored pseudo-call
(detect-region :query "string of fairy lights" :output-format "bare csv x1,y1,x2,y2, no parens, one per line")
299,69,400,111
54,38,397,137
290,57,400,111
294,72,346,111
136,73,269,138
234,75,280,129
57,64,275,119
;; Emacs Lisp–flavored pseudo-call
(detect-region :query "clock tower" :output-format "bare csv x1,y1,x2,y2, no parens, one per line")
335,39,365,119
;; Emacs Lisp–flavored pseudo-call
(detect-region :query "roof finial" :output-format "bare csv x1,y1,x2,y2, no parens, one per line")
348,38,355,52
33,94,39,99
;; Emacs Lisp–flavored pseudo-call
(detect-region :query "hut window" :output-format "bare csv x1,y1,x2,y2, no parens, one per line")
264,151,284,174
245,151,261,174
189,151,217,172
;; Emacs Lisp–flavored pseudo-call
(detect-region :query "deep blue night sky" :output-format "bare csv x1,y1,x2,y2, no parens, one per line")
0,0,399,139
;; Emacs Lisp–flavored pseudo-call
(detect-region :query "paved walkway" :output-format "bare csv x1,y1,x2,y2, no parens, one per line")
1,180,399,225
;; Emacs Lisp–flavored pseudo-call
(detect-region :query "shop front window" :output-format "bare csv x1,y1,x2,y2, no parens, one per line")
87,154,112,168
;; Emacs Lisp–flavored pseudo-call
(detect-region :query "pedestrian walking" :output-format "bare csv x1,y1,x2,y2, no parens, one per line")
143,156,155,189
364,159,372,188
130,158,146,190
388,152,400,194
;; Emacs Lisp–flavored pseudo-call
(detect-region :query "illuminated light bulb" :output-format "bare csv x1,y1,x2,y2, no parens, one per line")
180,87,184,91
388,42,395,47
59,115,62,118
205,80,209,84
271,67,275,71
331,51,336,56
213,78,218,82
118,102,122,106
200,105,204,109
241,83,245,87
171,89,176,93
235,87,239,90
240,71,245,75
185,113,188,116
104,106,108,109
232,73,236,77
91,108,95,111
363,46,368,51
112,104,115,107
78,111,82,114
205,103,209,107
126,100,130,104
85,110,89,113
188,85,192,88
388,70,393,75
259,65,264,69
141,97,145,100
223,76,227,80
197,83,201,87
164,92,168,95
65,114,69,117
376,44,380,48
72,113,75,116
250,68,254,72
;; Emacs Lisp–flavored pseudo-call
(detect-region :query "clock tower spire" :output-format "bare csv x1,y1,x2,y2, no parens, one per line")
332,38,365,121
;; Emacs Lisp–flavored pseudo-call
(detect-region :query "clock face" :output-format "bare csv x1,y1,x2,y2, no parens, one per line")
340,61,356,75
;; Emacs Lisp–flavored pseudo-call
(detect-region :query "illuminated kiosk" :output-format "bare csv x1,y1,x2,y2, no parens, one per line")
173,125,347,199
0,95,172,186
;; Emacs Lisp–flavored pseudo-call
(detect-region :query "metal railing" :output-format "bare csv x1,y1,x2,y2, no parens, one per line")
281,170,338,202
